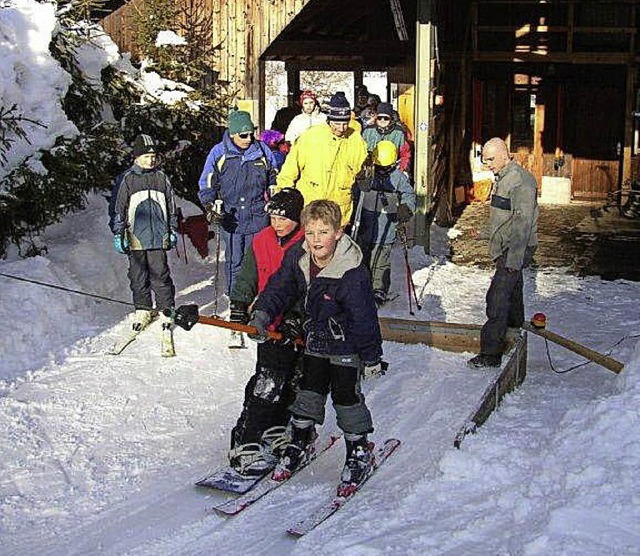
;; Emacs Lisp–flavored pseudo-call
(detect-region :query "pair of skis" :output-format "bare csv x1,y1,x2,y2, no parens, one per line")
107,320,175,357
198,437,401,537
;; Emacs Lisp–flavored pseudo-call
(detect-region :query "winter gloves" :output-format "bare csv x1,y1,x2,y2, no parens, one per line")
162,231,178,250
277,313,304,346
229,300,250,324
247,310,271,343
113,233,129,254
362,360,388,380
396,204,413,224
114,231,176,252
205,201,224,225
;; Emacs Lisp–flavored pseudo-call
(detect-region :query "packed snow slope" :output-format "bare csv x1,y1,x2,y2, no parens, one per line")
1,194,639,556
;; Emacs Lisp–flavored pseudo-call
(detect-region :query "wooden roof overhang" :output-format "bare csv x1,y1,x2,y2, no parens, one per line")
260,0,417,70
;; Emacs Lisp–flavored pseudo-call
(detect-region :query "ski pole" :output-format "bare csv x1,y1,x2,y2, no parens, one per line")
176,207,188,265
397,224,422,316
212,199,223,317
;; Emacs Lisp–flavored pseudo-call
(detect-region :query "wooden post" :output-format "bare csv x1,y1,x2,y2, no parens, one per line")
258,58,266,131
622,63,636,184
522,323,624,374
414,0,435,251
285,62,300,108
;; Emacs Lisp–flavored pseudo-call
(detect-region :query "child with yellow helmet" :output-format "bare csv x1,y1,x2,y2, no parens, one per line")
355,140,416,307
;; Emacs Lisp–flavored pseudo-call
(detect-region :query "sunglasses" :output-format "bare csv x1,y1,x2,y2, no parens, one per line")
376,115,391,121
238,132,254,139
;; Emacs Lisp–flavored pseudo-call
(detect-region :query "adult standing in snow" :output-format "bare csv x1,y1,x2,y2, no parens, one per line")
197,109,278,301
275,92,368,228
284,90,326,144
468,137,538,368
110,134,178,355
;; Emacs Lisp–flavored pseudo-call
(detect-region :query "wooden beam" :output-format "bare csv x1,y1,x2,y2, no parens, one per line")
522,323,624,374
378,317,521,354
473,51,635,64
265,40,410,58
454,331,527,448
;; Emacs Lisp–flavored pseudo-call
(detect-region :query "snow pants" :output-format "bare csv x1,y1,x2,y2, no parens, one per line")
128,249,175,311
357,209,395,294
219,229,256,297
231,341,301,448
289,354,373,436
480,247,535,356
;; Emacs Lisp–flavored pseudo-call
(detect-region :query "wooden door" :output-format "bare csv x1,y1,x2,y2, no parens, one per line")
566,82,624,199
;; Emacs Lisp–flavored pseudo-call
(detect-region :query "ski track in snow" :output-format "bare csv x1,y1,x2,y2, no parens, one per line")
1,196,639,555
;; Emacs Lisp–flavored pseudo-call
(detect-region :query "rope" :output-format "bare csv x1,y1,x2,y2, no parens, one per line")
0,271,134,308
543,333,640,374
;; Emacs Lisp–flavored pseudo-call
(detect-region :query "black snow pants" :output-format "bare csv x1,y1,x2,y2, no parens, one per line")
480,247,535,356
128,249,175,311
231,341,301,448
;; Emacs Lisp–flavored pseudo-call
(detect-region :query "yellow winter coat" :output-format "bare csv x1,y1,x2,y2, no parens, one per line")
275,123,367,226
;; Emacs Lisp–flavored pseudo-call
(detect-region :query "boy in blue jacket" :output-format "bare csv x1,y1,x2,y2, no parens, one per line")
110,134,178,355
248,200,385,496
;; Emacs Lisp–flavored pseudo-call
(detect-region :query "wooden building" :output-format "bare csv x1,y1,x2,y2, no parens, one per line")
102,0,640,243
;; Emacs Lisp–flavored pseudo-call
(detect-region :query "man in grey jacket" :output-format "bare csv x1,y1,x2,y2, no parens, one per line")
468,137,538,368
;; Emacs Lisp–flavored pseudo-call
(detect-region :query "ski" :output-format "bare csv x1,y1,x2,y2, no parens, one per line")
210,434,341,516
161,324,175,357
196,465,269,494
286,438,401,537
107,329,142,355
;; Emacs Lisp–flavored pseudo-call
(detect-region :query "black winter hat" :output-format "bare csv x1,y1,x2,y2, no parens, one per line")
327,92,351,122
376,102,394,117
266,188,304,223
133,134,156,158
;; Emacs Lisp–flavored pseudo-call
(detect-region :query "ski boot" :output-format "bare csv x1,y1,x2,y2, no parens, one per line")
132,309,153,332
272,418,316,482
228,443,271,477
337,434,375,498
260,425,290,467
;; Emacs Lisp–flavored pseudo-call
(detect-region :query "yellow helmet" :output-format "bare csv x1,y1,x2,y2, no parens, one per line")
372,140,397,167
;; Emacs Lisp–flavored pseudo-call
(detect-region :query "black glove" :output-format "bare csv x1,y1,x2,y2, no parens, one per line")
396,204,413,224
205,202,224,225
362,360,388,379
229,300,250,324
247,310,271,343
278,313,304,345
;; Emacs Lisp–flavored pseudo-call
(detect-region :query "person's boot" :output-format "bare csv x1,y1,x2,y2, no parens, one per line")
272,418,316,482
260,425,289,467
132,309,153,332
228,443,270,477
467,353,502,369
337,434,374,497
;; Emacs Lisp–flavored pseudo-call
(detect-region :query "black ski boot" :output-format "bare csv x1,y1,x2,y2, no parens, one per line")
337,434,374,497
272,418,316,481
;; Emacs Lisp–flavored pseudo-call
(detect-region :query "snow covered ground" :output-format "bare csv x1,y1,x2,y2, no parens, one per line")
1,194,639,555
1,1,639,553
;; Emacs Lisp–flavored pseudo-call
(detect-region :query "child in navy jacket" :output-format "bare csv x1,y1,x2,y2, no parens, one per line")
248,200,385,496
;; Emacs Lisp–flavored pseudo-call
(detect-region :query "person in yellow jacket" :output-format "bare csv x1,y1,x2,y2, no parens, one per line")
275,92,368,227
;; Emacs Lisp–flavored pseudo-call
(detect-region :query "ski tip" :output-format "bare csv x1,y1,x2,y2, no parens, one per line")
286,528,305,538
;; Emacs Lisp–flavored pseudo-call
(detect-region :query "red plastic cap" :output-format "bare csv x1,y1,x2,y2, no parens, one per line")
531,312,547,328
